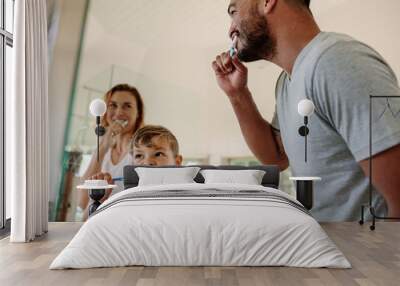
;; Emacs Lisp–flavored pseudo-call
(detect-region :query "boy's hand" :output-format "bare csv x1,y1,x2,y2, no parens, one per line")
212,52,249,99
90,172,114,202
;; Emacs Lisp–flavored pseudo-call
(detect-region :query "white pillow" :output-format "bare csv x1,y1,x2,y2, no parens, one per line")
200,169,266,185
135,167,201,186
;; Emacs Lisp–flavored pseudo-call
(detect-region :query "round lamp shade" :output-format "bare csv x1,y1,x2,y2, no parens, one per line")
89,99,107,117
298,99,315,117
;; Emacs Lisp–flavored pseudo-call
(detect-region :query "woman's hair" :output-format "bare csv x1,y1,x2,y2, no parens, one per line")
101,84,144,134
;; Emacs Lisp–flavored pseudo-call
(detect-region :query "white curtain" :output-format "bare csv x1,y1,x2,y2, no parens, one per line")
9,0,49,242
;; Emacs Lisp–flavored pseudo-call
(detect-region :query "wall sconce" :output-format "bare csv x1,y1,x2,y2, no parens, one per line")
297,99,315,162
290,99,320,211
89,99,107,162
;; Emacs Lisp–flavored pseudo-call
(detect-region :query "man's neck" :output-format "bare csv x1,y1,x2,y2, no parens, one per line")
269,13,321,75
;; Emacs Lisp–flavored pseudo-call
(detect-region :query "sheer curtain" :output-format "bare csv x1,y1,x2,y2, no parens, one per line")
8,0,49,242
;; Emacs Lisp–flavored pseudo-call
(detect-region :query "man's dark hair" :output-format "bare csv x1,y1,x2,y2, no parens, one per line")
286,0,311,9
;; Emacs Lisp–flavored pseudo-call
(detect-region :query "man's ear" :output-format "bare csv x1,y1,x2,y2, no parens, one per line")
175,155,183,166
263,0,277,14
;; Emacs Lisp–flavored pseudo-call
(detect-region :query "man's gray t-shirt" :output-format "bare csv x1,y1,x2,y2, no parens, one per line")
272,32,400,221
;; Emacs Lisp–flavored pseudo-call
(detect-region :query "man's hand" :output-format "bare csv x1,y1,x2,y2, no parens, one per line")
90,172,114,203
212,52,249,98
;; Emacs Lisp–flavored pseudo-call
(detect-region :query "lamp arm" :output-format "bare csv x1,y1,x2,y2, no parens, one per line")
305,131,307,162
96,116,100,162
305,116,308,162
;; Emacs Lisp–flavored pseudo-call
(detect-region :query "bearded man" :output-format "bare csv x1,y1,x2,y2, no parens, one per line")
212,0,400,221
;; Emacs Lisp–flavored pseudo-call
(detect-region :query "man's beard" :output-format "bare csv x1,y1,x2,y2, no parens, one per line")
237,14,276,62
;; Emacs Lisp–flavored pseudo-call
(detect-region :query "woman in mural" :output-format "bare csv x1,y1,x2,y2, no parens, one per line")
76,84,145,219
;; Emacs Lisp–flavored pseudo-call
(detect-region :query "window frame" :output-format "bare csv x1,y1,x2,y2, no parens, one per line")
0,0,14,233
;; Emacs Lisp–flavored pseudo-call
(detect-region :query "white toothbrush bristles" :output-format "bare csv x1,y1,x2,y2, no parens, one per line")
230,35,238,57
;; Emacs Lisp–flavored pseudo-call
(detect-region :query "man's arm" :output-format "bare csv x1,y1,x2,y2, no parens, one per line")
229,88,289,170
359,144,400,217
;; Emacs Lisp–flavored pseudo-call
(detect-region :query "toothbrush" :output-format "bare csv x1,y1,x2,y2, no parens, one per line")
229,35,238,57
114,120,128,128
112,177,124,182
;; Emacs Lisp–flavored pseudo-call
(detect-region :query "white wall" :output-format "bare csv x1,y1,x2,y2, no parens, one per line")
73,1,281,163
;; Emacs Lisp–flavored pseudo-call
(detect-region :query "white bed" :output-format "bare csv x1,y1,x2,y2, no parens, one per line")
50,183,351,269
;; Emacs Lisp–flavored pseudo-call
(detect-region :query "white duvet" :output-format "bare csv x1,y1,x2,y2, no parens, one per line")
50,183,351,269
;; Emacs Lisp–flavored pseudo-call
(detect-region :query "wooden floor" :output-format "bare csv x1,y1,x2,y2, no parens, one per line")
0,222,399,286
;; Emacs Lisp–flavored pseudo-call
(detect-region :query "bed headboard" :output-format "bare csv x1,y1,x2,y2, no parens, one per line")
123,165,280,189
